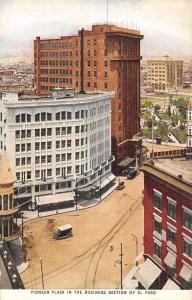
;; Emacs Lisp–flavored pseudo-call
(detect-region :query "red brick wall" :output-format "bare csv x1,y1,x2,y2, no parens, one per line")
143,172,192,282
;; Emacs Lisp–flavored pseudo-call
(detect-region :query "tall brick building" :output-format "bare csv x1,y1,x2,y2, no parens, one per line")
142,158,192,289
34,25,143,172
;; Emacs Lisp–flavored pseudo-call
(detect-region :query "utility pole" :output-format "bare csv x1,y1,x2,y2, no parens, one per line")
114,242,124,289
40,258,44,289
120,242,123,289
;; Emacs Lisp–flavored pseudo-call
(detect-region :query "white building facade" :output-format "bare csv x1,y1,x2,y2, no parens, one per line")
0,90,114,207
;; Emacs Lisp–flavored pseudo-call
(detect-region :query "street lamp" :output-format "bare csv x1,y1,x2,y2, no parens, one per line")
131,234,138,256
114,242,124,289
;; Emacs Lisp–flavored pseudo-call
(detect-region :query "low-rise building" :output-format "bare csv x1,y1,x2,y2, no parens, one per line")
0,89,115,208
142,158,192,289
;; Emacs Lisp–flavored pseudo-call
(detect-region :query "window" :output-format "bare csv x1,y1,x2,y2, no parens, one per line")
61,154,66,161
167,198,176,220
16,158,20,166
47,128,52,136
75,111,80,119
94,82,97,88
154,218,162,234
27,171,31,180
67,112,72,120
104,61,108,67
35,142,40,150
67,166,72,174
41,142,46,150
16,144,20,152
21,144,25,152
167,227,176,245
183,239,192,258
27,130,31,137
35,129,40,137
75,139,79,146
87,61,90,67
27,143,31,151
67,153,72,161
67,140,72,147
183,208,192,231
87,50,90,56
105,71,108,79
154,242,161,258
94,71,97,78
47,169,52,177
47,155,52,163
21,158,25,165
67,127,72,134
27,157,31,165
56,168,60,176
56,141,60,149
76,152,80,160
56,154,60,162
61,140,65,148
35,170,40,178
75,126,80,133
47,141,52,149
76,165,80,174
104,82,108,89
94,50,96,56
56,128,60,135
41,156,46,163
35,156,40,164
153,190,162,210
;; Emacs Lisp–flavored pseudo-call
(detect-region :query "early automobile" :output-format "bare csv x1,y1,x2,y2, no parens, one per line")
116,181,125,190
127,167,139,180
53,224,73,240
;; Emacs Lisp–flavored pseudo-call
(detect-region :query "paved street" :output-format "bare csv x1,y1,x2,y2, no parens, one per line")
21,174,144,289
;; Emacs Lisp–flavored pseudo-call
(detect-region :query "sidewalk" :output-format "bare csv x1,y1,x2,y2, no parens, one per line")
17,184,117,225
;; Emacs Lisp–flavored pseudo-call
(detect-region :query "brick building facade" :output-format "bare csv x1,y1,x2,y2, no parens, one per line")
142,159,192,289
34,24,143,173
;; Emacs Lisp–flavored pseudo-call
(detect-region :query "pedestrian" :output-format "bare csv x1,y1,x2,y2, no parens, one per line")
110,243,113,251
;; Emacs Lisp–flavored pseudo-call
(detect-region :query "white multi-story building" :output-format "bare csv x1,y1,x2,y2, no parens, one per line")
0,89,115,208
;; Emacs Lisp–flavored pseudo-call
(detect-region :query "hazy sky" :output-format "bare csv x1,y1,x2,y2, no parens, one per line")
0,0,191,59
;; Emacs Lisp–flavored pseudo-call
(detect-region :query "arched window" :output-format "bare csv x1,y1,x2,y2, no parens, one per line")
75,111,80,119
56,112,60,120
27,114,31,122
67,112,72,120
47,113,52,121
35,113,40,122
15,115,20,123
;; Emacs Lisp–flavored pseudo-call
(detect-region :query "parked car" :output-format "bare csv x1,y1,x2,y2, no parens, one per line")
53,224,73,240
116,181,125,190
127,168,139,180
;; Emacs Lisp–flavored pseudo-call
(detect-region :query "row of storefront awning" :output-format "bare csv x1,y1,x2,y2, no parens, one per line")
134,258,161,289
131,256,192,289
37,192,75,206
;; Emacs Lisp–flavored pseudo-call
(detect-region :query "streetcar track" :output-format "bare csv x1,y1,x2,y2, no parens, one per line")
24,194,142,288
